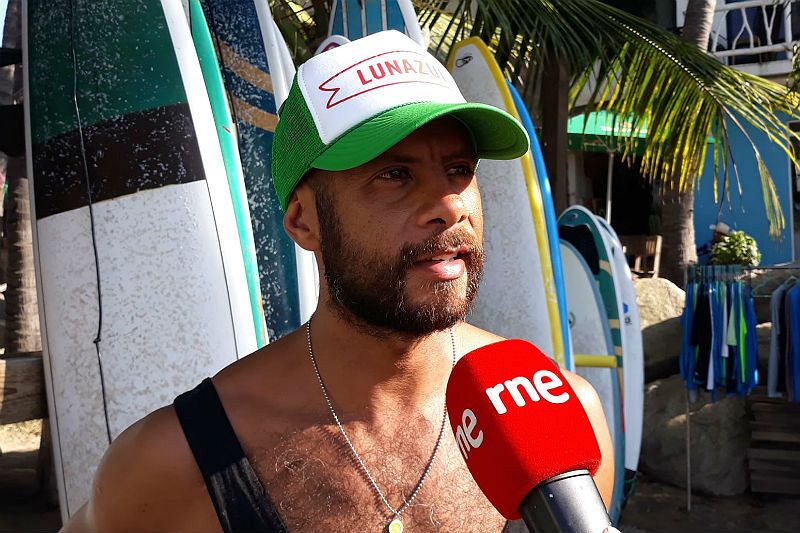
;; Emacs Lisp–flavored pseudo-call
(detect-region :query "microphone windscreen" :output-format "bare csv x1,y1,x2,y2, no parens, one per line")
445,339,601,519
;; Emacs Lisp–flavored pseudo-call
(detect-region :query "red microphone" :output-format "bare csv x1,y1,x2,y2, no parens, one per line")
446,339,612,533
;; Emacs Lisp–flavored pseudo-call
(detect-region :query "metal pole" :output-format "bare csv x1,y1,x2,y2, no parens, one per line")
686,388,692,512
605,152,614,223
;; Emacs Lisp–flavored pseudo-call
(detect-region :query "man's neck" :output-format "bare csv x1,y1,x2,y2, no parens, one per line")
307,303,457,425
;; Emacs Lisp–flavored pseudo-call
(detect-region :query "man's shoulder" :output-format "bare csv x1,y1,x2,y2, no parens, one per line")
458,321,505,353
94,405,214,527
61,402,217,532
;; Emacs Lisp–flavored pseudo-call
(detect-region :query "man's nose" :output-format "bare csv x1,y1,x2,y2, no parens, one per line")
417,182,469,229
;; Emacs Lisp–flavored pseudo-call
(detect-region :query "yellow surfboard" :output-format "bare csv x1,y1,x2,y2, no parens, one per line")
448,37,565,367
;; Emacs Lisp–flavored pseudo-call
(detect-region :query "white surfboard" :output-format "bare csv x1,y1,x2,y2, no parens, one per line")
595,216,644,478
448,38,564,364
24,0,256,517
558,205,625,521
560,240,620,455
253,1,319,326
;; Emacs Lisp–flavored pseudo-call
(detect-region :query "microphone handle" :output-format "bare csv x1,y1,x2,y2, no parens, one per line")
518,470,613,533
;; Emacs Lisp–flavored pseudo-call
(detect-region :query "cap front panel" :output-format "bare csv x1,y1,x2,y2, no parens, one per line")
297,32,465,145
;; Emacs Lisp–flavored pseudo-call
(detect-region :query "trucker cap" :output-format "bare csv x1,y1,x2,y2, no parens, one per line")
271,30,530,210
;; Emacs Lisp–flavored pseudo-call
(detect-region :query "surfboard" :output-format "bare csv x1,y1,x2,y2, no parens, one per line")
448,37,565,367
260,7,320,326
189,0,267,347
558,205,625,523
23,0,257,517
328,0,424,46
507,81,573,372
560,240,620,481
199,0,303,340
594,215,644,498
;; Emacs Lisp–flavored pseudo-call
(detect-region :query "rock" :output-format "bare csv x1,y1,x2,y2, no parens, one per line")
639,375,749,495
633,278,685,382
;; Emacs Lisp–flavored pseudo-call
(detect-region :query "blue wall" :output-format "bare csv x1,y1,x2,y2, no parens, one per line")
693,117,794,265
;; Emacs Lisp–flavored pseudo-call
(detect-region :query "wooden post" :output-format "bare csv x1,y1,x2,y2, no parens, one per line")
0,353,46,424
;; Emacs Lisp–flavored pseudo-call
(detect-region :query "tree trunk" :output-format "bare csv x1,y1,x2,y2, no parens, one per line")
659,0,717,285
2,0,41,355
541,56,570,214
3,156,41,355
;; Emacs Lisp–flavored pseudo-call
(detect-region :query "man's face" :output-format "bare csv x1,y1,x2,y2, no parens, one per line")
310,117,484,336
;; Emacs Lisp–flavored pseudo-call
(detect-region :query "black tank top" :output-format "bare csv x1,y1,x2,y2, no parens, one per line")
174,378,525,533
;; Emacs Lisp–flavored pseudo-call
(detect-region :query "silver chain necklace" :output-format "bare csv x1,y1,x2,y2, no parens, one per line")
306,318,455,533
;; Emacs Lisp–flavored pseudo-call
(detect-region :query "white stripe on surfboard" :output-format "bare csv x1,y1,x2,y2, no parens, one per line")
252,1,320,324
397,0,424,45
254,0,290,108
162,0,257,355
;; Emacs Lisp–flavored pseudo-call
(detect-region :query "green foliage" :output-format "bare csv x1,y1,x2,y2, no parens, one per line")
711,231,761,266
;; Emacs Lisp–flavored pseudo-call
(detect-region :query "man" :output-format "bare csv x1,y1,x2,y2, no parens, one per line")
697,222,731,265
62,31,613,533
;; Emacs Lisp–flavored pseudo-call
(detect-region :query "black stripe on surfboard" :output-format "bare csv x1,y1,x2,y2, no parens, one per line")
32,103,207,220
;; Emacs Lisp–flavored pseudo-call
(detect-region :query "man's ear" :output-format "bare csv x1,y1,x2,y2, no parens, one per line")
283,184,320,252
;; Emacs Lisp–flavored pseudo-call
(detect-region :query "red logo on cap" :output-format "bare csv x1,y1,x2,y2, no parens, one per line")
318,50,452,109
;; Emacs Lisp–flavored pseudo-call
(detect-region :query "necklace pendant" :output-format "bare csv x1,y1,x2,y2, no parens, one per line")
388,517,403,533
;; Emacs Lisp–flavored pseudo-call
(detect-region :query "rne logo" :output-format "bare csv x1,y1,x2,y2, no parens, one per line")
485,370,570,415
454,370,570,461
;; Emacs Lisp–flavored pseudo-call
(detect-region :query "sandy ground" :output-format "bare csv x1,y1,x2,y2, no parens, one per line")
1,420,797,533
0,421,60,533
620,474,800,532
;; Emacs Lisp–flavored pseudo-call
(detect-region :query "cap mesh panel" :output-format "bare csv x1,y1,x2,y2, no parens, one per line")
271,78,325,210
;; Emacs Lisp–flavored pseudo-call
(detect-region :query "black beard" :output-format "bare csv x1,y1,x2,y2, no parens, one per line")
315,189,484,337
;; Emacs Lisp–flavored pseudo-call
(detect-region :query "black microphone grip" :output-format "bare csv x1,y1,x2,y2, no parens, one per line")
518,470,615,533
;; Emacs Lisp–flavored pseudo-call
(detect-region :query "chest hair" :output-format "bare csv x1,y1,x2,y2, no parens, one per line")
248,423,508,533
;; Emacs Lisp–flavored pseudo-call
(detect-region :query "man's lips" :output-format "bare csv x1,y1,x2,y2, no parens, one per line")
414,245,471,263
410,246,470,280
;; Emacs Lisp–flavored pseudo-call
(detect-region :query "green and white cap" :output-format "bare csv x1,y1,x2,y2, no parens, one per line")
272,30,529,210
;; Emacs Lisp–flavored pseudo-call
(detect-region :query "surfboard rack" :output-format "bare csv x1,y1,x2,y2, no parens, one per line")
573,354,618,368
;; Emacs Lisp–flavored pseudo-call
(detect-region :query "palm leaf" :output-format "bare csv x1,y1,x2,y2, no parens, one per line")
417,0,799,238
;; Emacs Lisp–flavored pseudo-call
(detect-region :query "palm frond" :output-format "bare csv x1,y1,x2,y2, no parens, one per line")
415,0,800,238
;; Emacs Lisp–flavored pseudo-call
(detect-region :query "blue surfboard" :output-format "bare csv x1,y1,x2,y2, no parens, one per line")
200,0,301,340
328,0,424,45
507,81,574,372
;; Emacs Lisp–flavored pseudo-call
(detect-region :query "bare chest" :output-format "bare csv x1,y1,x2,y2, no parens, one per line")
248,428,508,533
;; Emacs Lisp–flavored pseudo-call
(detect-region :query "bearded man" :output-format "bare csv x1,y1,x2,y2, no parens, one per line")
61,31,613,533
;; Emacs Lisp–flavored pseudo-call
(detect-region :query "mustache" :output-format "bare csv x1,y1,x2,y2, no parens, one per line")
398,228,482,267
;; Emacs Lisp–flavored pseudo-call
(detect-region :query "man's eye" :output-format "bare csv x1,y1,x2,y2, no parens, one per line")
377,168,411,181
448,164,474,176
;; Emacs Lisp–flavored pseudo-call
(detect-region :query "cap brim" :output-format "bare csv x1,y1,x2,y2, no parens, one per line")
311,101,530,171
